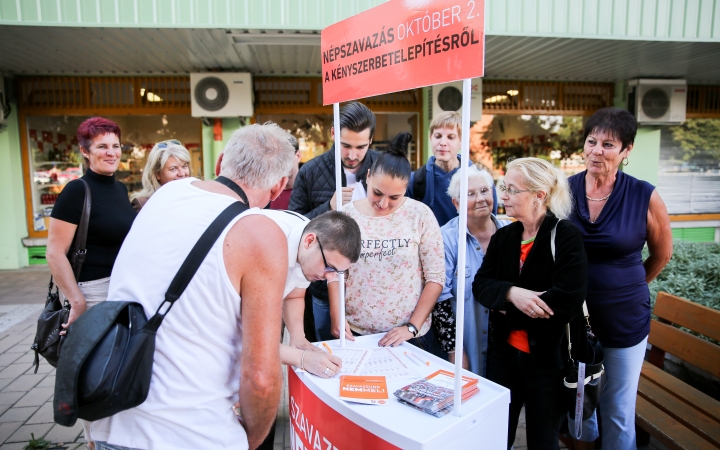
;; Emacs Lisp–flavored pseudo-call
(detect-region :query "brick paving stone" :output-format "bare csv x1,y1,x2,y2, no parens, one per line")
1,374,44,393
5,422,53,443
13,352,37,367
36,375,55,388
0,422,22,443
0,406,39,423
0,354,22,368
0,379,13,392
15,387,53,408
0,392,23,406
26,402,53,425
0,365,30,380
43,422,83,445
4,343,31,355
24,363,55,376
0,442,27,450
0,336,26,354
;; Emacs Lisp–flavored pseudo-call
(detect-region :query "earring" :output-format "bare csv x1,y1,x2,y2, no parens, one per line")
622,157,629,166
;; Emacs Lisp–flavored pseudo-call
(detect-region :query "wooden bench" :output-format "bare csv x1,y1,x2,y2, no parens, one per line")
636,292,720,449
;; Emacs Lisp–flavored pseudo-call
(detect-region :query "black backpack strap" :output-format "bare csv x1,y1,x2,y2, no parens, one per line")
144,201,250,331
413,165,427,202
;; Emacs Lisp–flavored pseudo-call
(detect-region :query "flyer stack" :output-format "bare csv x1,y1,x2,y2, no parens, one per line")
393,370,479,417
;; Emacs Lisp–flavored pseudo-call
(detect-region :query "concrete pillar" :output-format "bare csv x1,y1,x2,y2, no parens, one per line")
0,104,30,269
624,127,661,186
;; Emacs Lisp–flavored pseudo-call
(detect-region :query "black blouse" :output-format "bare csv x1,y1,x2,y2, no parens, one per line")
50,169,136,282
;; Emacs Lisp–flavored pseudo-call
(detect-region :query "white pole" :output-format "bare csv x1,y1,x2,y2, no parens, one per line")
333,103,346,348
453,78,472,417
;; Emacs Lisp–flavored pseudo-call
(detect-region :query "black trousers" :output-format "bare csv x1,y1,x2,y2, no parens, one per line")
487,341,566,450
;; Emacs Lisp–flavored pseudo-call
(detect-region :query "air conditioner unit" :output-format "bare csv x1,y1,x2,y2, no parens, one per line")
627,79,686,125
430,79,483,122
190,73,254,118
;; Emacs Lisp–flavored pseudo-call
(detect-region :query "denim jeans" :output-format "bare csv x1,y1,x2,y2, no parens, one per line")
567,335,648,449
488,341,566,450
311,296,335,342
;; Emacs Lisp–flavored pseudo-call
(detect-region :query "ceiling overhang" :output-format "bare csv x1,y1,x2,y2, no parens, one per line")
1,26,719,83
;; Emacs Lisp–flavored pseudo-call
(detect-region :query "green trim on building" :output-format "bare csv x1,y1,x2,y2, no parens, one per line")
27,246,47,265
2,1,718,43
672,227,716,242
0,104,30,269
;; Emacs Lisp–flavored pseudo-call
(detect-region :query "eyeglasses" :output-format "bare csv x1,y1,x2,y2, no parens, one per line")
467,187,493,199
317,236,347,276
153,139,182,150
498,184,531,196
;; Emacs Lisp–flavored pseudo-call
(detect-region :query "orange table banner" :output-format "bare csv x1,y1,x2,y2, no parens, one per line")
321,0,485,105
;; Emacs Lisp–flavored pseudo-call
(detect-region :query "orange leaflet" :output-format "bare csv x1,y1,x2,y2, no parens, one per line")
339,375,389,405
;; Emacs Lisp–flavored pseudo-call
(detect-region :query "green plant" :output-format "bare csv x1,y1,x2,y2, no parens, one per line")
24,433,51,450
645,240,720,311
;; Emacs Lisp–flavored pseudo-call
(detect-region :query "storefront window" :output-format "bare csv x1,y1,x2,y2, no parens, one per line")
659,119,720,214
476,115,586,176
257,112,419,167
26,115,201,231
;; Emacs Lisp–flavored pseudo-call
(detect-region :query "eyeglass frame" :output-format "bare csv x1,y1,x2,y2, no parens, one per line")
316,236,347,276
466,187,493,199
498,183,532,196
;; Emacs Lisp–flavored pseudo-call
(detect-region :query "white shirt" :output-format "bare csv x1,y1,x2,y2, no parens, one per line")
344,169,367,201
91,179,308,450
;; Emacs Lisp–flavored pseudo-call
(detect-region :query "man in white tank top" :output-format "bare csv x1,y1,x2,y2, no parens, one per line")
89,124,361,450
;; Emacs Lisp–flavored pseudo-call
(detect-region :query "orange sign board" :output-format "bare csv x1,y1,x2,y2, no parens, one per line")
321,0,485,105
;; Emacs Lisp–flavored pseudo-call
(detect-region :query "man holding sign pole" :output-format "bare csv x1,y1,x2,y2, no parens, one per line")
289,102,380,342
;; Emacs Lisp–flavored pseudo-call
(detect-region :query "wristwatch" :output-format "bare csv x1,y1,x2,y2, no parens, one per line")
405,323,419,337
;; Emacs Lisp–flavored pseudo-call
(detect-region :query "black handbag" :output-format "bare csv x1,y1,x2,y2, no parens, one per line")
563,303,605,424
31,179,91,373
550,220,605,435
54,201,249,426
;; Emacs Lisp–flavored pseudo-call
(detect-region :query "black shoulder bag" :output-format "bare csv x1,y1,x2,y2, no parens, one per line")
550,221,606,438
31,179,91,373
54,200,249,426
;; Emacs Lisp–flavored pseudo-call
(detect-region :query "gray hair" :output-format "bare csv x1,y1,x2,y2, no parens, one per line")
131,142,191,201
220,123,295,189
303,211,361,263
506,157,573,220
447,165,494,201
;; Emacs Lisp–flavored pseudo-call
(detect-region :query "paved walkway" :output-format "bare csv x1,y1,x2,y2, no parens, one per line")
0,266,665,449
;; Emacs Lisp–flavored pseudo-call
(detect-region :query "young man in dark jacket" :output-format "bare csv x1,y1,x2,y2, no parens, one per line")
289,101,379,341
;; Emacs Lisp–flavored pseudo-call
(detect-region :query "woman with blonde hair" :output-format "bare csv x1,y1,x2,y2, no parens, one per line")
472,157,588,449
131,139,191,211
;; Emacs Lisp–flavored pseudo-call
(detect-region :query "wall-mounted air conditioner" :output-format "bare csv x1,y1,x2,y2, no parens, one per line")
430,80,482,122
627,79,686,125
190,73,254,118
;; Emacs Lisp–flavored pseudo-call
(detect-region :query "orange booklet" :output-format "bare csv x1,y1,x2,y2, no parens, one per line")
339,375,389,405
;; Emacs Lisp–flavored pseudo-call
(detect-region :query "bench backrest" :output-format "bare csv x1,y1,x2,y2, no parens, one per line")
649,292,720,378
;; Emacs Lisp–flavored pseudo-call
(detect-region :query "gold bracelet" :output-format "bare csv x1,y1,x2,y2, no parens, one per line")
300,350,309,371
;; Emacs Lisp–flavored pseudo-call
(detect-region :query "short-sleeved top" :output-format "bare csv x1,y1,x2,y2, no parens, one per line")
50,169,136,282
344,199,445,336
568,170,655,348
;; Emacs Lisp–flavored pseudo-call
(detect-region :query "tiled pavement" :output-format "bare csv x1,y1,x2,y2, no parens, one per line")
0,266,665,449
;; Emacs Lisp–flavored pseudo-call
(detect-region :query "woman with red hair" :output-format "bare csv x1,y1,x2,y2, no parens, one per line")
46,117,136,449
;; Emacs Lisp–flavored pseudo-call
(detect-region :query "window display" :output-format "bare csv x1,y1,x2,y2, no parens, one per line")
26,115,201,231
